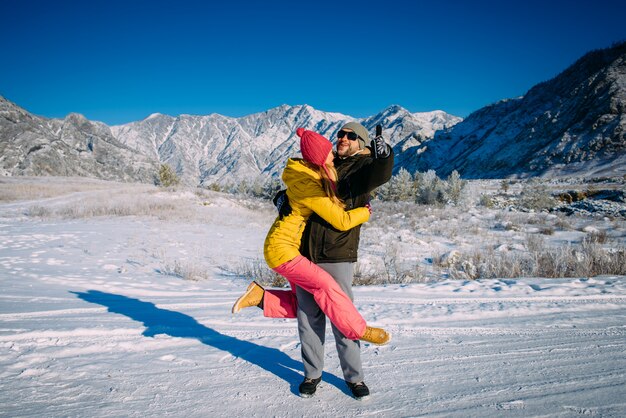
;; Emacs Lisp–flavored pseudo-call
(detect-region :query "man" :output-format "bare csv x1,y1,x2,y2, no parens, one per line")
279,121,394,400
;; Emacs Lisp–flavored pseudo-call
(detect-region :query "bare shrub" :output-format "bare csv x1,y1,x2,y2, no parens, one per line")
26,205,51,217
479,194,495,208
449,258,480,280
352,244,428,285
482,251,526,279
527,213,553,226
431,250,479,280
382,245,399,283
235,258,287,288
160,259,211,281
519,179,557,211
401,264,429,284
353,267,379,286
585,229,608,244
525,234,546,253
500,180,510,194
443,240,626,279
354,261,427,285
553,215,572,231
504,222,521,232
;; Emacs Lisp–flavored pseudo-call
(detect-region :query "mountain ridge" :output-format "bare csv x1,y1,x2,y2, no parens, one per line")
1,42,624,185
107,102,461,186
409,41,626,179
0,96,159,182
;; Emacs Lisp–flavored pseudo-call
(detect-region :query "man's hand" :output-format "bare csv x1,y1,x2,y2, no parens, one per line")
372,126,391,159
272,189,292,219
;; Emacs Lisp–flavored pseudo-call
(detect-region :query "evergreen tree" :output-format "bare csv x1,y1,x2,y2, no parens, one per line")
158,164,180,187
416,169,442,204
394,168,416,201
446,170,466,205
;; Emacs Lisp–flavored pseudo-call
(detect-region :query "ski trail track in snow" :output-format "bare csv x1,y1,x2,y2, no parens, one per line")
0,210,625,417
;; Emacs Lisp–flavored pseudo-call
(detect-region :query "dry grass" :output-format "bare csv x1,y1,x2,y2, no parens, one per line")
433,237,626,280
25,188,189,220
364,198,626,283
2,177,215,221
4,176,626,284
0,176,123,202
354,259,427,285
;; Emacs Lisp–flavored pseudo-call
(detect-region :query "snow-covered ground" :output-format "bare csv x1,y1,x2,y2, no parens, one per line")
1,179,625,417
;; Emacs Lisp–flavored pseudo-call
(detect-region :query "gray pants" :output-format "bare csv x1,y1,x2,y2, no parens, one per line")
296,262,364,383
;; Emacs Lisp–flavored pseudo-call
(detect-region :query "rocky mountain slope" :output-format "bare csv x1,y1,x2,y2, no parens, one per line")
408,41,626,179
0,97,159,182
0,96,460,186
110,105,461,186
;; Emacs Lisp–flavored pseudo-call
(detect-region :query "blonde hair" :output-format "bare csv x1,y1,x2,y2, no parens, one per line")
318,163,344,209
303,160,344,208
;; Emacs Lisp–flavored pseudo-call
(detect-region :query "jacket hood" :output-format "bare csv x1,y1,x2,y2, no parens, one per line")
282,158,324,200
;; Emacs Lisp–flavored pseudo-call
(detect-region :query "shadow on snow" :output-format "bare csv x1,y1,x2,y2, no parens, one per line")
72,290,349,397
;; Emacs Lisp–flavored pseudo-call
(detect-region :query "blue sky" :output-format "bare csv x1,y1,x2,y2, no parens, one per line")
1,0,625,125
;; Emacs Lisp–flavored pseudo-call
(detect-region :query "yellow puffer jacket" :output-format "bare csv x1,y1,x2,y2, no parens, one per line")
264,158,370,269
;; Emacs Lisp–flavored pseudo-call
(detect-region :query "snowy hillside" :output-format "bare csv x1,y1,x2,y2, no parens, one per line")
0,94,461,187
0,97,160,182
110,104,461,187
409,41,626,179
1,177,625,417
111,105,347,186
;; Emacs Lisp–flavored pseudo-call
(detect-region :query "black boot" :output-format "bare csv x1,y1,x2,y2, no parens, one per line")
298,377,321,398
347,381,370,400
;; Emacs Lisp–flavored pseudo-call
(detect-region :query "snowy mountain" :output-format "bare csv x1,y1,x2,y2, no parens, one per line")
0,96,159,182
112,105,343,186
2,43,624,185
407,41,626,179
110,105,461,187
0,95,460,187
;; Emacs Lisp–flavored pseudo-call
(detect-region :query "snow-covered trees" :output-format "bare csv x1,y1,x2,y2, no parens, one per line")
376,169,467,205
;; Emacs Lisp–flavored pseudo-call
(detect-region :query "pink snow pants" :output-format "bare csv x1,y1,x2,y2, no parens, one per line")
263,255,366,341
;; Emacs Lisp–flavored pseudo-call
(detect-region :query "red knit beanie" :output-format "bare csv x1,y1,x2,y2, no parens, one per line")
296,128,333,167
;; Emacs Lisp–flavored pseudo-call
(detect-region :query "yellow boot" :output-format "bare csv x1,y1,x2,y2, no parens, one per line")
360,326,391,345
231,281,265,313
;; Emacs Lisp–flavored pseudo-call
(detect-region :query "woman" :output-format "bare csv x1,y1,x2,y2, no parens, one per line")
232,128,390,346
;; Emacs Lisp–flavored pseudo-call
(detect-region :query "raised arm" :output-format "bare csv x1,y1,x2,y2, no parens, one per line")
344,131,394,196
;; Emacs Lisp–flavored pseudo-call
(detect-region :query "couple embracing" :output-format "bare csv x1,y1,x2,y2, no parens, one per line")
232,121,394,399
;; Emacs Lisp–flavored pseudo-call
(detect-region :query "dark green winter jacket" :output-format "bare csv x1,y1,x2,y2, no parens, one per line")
299,147,394,263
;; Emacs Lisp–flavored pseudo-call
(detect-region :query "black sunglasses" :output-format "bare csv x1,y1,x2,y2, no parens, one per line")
337,130,360,141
